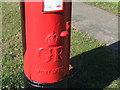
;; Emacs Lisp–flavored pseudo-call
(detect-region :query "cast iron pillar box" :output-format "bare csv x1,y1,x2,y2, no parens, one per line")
20,0,72,88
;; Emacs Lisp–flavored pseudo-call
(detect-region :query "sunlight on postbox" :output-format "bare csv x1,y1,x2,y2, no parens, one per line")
21,0,72,88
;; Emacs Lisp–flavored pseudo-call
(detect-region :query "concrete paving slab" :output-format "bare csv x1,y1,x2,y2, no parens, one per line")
72,2,119,45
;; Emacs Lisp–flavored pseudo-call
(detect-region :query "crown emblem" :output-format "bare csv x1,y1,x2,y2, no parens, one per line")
45,31,59,45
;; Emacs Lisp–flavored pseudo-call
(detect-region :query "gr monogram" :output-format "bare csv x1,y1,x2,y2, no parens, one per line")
39,46,62,62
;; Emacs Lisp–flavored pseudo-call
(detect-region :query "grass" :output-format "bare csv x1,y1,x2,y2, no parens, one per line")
70,29,119,89
85,2,119,15
2,2,23,89
2,2,119,89
70,29,104,57
2,2,21,42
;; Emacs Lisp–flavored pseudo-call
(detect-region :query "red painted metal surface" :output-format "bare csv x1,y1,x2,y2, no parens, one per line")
21,1,72,83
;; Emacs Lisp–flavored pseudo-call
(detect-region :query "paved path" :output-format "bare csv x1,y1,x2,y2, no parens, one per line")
72,2,119,45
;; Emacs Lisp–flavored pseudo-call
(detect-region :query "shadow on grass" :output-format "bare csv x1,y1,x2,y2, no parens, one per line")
68,41,119,88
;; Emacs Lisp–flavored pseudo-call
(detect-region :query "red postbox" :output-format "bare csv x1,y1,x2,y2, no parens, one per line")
21,0,72,88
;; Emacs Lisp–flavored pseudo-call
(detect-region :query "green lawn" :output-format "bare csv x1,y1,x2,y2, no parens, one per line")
2,2,119,89
85,2,119,15
2,2,23,89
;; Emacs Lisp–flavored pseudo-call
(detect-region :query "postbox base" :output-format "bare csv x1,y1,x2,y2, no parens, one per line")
23,73,68,88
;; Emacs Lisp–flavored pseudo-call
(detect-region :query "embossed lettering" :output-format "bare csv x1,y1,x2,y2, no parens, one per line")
37,66,64,74
39,46,63,63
